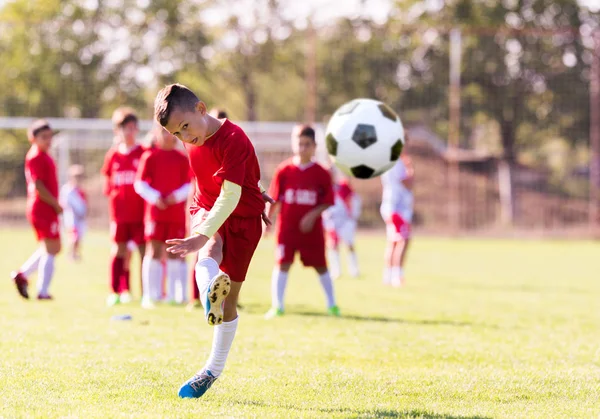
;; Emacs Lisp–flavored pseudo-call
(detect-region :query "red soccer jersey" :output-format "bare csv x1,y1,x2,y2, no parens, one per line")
337,180,354,212
269,158,335,239
136,148,191,223
185,119,264,218
25,145,58,221
101,144,146,223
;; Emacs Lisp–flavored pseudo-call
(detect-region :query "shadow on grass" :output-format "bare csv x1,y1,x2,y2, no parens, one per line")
233,399,491,418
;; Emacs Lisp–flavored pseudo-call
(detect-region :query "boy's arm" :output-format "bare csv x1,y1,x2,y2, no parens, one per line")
35,180,62,214
166,182,192,204
134,153,166,209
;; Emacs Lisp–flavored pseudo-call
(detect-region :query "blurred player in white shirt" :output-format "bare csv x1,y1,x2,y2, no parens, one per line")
323,175,361,279
380,152,414,287
60,165,88,261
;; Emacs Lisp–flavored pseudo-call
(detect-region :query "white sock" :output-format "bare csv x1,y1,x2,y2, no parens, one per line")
20,248,43,278
348,250,359,277
166,259,179,302
203,316,238,377
271,268,288,310
177,260,188,303
318,271,336,308
383,266,392,285
391,266,403,286
142,257,163,301
195,257,220,308
328,249,341,279
37,253,55,296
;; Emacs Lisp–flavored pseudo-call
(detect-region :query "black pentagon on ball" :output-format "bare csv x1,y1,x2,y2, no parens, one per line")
326,133,338,156
390,139,403,161
351,165,375,179
378,103,398,122
352,124,377,149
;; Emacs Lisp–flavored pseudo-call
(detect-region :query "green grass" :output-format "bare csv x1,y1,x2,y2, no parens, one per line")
1,228,599,418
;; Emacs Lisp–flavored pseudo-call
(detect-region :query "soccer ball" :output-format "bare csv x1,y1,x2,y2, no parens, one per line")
325,98,405,179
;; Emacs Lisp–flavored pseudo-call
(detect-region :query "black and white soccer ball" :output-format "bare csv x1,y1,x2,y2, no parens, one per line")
325,98,405,179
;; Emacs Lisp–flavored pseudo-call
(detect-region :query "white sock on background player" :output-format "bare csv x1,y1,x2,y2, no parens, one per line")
203,316,238,377
195,257,220,306
390,266,403,287
37,253,54,296
142,257,163,301
166,259,179,302
177,260,188,303
271,268,288,310
328,249,341,280
383,266,392,285
318,271,336,308
348,251,359,277
20,248,42,278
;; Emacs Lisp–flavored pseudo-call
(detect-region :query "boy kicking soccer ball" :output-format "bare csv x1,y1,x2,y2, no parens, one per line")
134,124,192,307
11,119,62,300
264,125,339,319
154,84,272,398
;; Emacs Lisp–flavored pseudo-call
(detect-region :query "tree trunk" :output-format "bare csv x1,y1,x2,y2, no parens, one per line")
498,111,517,226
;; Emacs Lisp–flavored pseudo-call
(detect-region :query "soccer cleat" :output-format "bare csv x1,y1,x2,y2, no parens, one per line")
391,277,404,288
178,370,217,399
204,272,231,326
37,294,53,301
106,293,120,307
264,307,284,319
328,305,341,317
11,271,29,299
119,291,132,304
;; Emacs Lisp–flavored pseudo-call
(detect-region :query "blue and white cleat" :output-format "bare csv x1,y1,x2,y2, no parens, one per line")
205,272,231,326
178,370,217,398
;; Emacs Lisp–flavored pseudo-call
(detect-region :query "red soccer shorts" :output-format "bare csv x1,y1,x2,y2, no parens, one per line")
110,222,145,245
386,212,411,242
276,232,327,268
191,209,262,283
145,221,186,242
29,215,60,241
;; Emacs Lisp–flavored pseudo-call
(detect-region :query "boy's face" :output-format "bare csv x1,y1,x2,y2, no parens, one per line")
32,129,53,152
115,120,139,145
292,135,316,161
156,127,177,150
164,102,209,146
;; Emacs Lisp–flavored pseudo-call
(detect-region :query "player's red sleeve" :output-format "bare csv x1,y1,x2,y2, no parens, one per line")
320,169,335,206
268,166,283,202
213,134,250,187
101,149,114,195
136,151,153,183
27,155,47,183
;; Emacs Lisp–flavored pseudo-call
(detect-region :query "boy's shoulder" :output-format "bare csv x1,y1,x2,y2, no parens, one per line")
274,157,295,173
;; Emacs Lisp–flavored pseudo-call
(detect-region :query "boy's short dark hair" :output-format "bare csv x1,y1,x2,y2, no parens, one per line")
215,109,228,119
296,124,316,143
154,84,199,127
27,119,55,138
112,107,138,128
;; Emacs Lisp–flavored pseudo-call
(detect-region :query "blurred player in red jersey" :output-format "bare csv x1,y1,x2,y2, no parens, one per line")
11,119,62,300
264,125,339,319
323,173,361,279
60,164,88,261
154,84,273,398
101,107,146,306
135,124,192,308
187,108,229,310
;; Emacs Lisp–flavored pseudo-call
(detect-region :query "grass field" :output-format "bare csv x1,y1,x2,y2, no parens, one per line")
1,228,599,418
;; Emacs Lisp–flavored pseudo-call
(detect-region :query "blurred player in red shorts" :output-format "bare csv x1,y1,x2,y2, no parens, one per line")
135,124,192,308
265,124,339,319
101,107,146,306
11,119,62,300
154,84,273,398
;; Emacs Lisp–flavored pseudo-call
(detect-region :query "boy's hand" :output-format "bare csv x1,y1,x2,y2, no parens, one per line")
299,212,317,233
155,197,167,210
166,234,208,257
165,194,178,205
262,192,275,204
261,210,272,227
54,203,63,215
